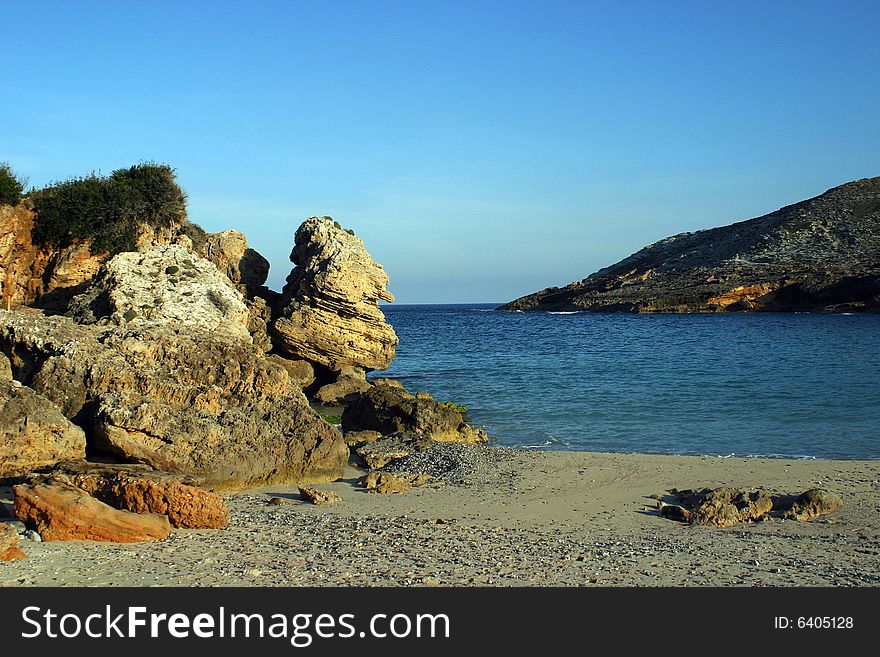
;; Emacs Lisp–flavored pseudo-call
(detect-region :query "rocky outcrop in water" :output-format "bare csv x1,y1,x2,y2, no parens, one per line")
342,381,488,444
0,311,348,491
501,177,880,313
273,217,398,371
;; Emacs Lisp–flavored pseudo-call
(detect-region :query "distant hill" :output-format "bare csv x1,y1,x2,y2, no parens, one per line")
500,177,880,313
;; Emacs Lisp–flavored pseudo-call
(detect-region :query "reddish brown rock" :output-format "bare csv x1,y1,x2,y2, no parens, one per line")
0,523,25,561
13,480,171,542
40,462,228,529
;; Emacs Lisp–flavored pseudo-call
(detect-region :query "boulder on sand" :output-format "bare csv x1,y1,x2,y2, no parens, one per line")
13,479,171,542
0,523,26,561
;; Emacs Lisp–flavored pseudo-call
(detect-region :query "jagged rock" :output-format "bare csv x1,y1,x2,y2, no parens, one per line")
33,461,228,529
0,523,25,561
783,489,842,521
69,244,251,342
298,486,342,505
267,355,315,390
13,479,171,542
0,379,87,479
354,433,433,469
197,230,270,298
273,217,398,370
0,311,348,491
362,471,434,495
342,382,488,443
658,502,693,523
502,177,880,313
246,296,273,352
314,374,372,405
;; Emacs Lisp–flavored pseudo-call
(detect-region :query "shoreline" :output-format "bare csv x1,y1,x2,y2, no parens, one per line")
2,447,878,587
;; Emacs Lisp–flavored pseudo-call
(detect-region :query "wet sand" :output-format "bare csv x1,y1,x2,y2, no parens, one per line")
2,449,879,586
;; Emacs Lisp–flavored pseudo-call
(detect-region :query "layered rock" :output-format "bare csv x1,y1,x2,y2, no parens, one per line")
13,479,171,542
0,311,348,490
501,177,880,313
313,366,372,404
342,382,488,444
0,378,86,479
273,217,398,371
34,461,228,529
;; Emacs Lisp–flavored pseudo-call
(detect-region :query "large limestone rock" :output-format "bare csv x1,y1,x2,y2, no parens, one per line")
197,230,270,298
14,479,171,542
342,382,488,444
273,217,398,371
0,378,87,479
69,244,251,342
0,311,348,491
783,489,842,521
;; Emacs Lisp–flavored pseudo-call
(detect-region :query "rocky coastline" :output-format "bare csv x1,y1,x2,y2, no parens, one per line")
1,170,877,586
501,177,880,313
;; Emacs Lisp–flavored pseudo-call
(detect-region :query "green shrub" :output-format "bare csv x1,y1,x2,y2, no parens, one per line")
440,401,468,414
29,162,187,255
319,413,342,425
345,228,355,236
0,162,25,206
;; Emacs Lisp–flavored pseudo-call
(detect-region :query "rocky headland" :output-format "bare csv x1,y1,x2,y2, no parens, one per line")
501,177,880,313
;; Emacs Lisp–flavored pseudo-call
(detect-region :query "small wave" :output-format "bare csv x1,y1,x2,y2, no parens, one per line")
548,311,580,315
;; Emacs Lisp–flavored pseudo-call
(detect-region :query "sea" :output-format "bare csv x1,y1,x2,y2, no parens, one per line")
374,304,880,460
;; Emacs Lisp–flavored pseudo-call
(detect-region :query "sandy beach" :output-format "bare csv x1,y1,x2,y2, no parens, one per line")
2,448,878,587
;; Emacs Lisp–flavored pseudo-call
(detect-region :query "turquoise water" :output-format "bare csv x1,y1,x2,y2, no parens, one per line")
375,304,880,459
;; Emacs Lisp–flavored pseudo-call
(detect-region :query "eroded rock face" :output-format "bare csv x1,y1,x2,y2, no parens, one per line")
0,379,86,479
273,217,398,371
0,203,105,310
35,462,228,529
69,244,251,342
0,311,348,491
197,230,270,298
14,479,171,542
502,177,880,313
342,382,488,444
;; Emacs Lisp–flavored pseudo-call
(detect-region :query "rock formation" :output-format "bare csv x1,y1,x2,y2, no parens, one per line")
273,217,398,371
342,381,488,444
69,244,252,342
0,311,348,490
659,486,843,527
196,229,270,299
33,461,228,529
0,378,86,478
501,177,880,313
13,479,171,542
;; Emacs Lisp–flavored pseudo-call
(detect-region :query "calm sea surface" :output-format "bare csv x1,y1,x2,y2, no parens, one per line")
375,304,880,459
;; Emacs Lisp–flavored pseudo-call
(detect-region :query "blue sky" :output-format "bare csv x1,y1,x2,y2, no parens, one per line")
3,1,878,303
